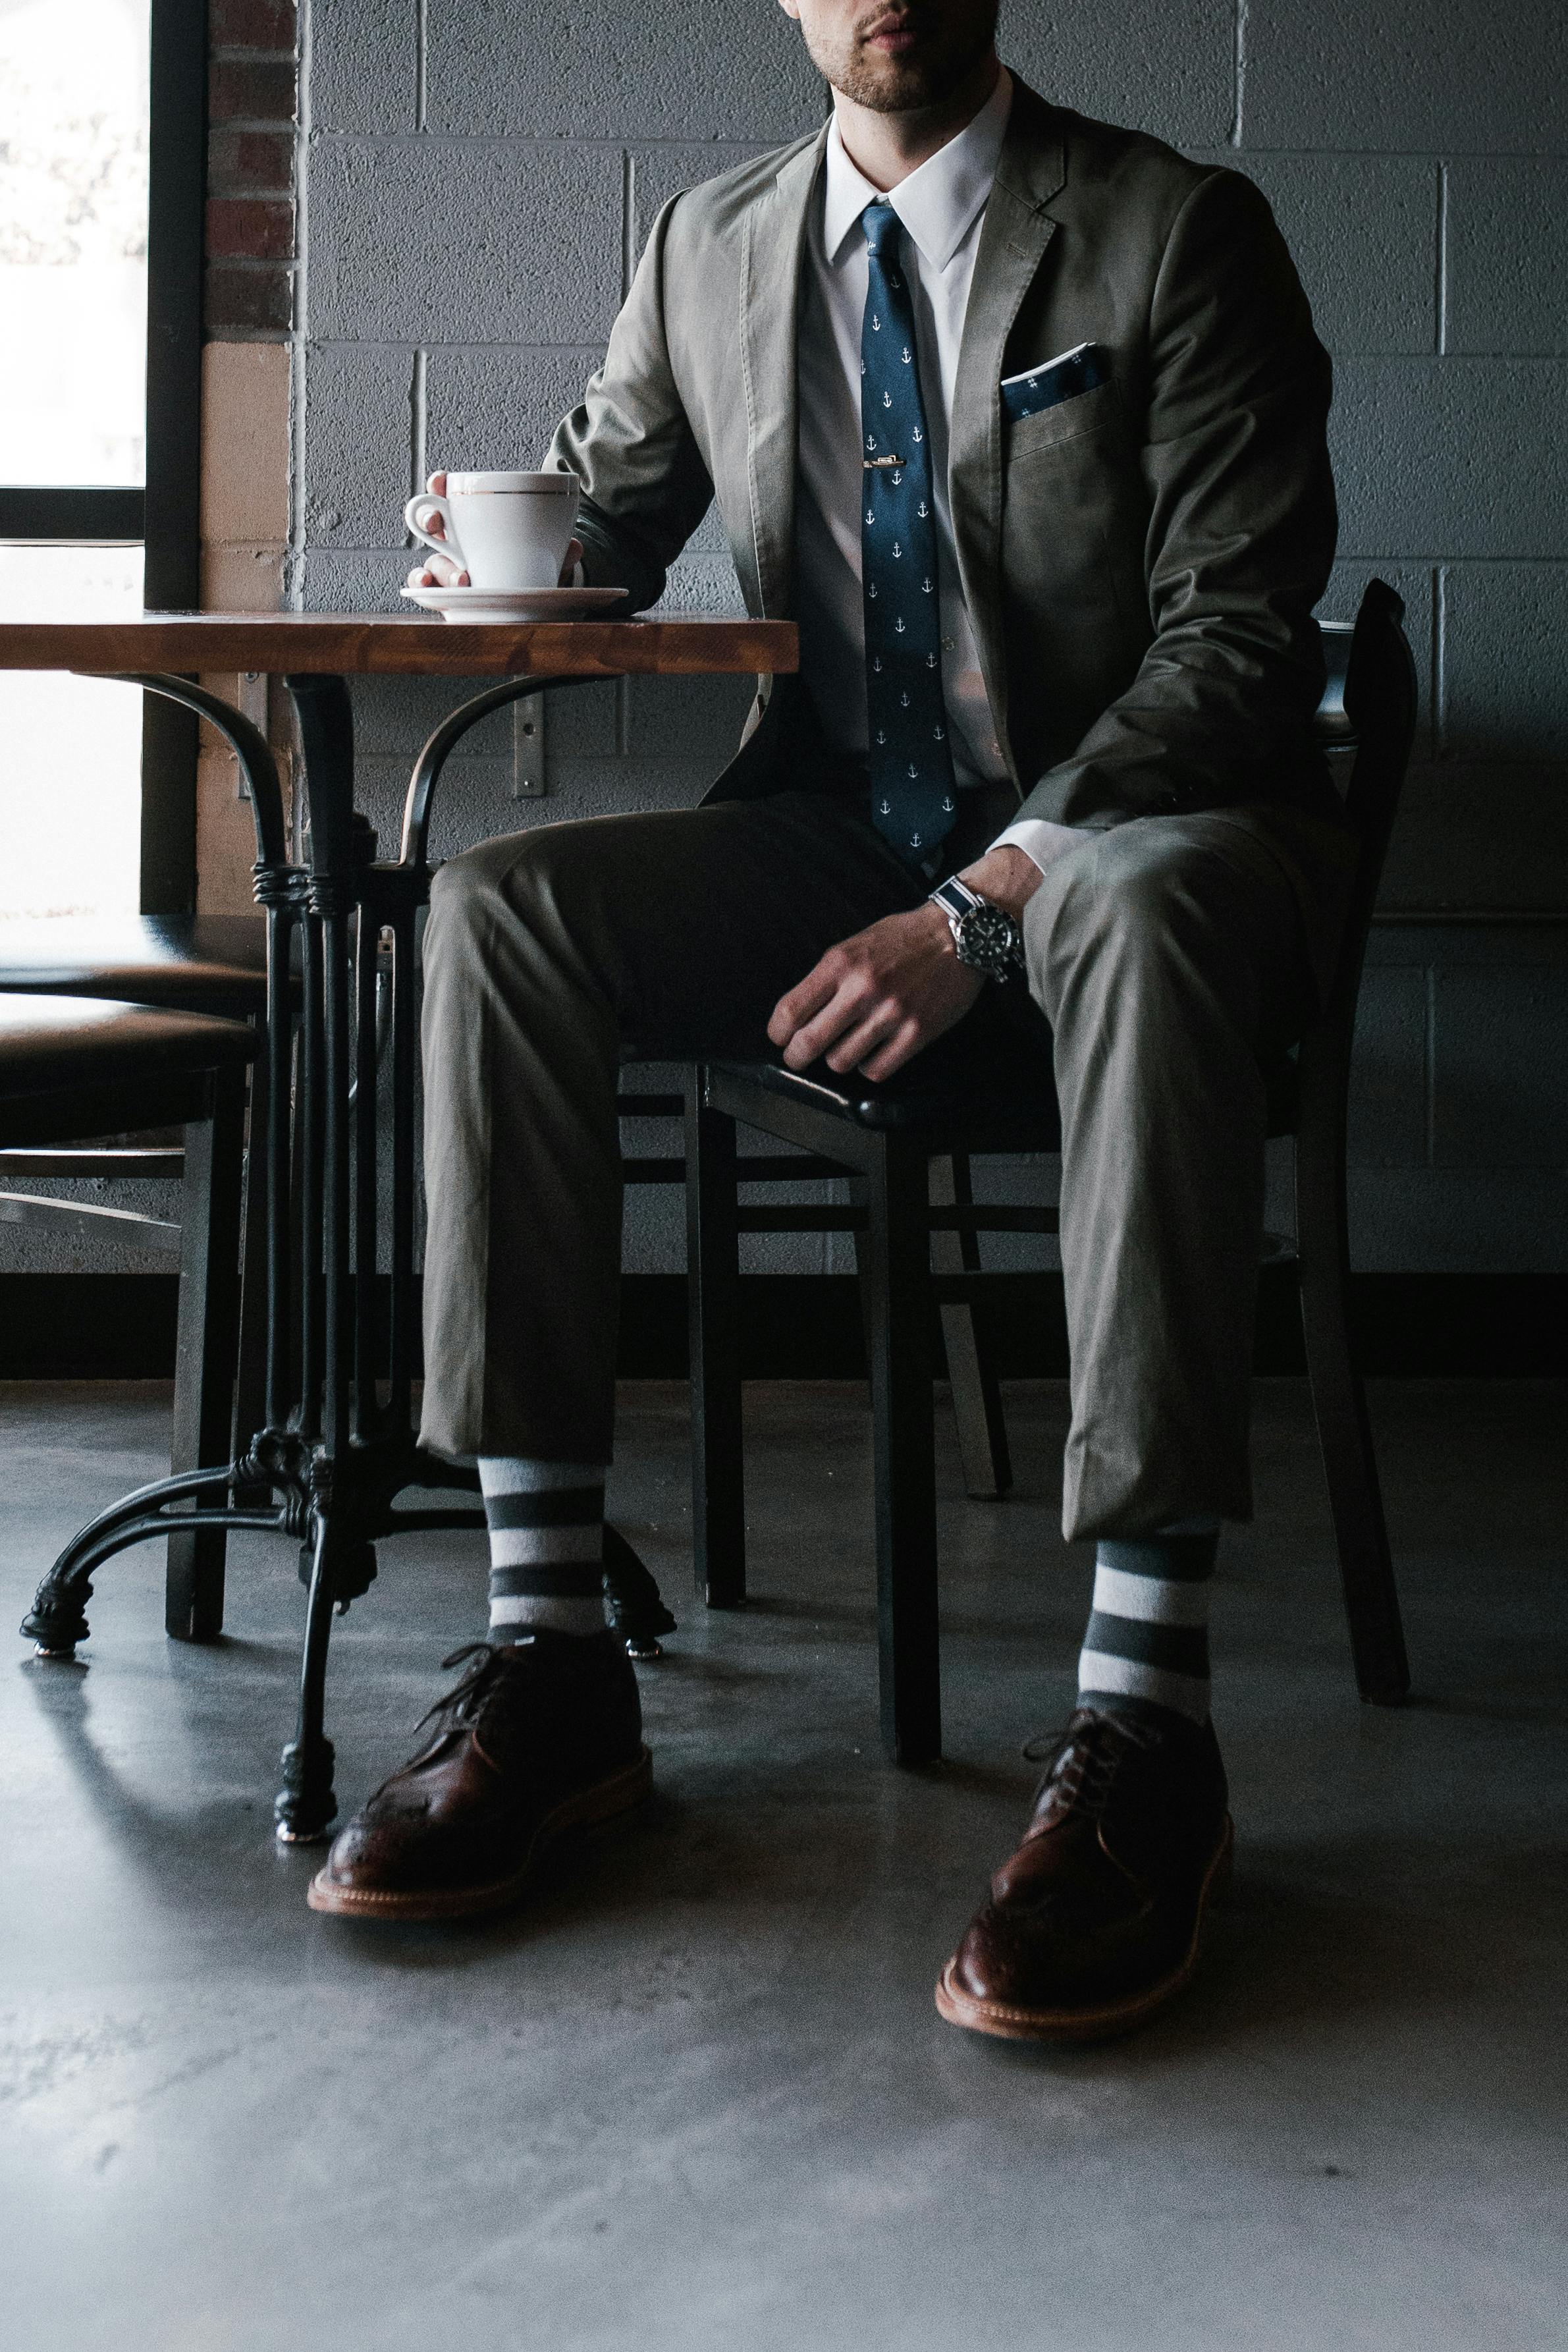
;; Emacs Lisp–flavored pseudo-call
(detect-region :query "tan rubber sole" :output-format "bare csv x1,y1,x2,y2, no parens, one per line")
306,1745,653,1923
934,1813,1235,2046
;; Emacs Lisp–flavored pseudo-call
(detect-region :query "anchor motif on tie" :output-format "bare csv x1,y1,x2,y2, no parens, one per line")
942,794,955,813
867,580,878,597
871,312,882,332
911,425,924,443
890,470,904,487
872,655,883,672
906,761,919,779
900,690,911,707
865,508,875,526
901,346,912,365
865,433,877,451
917,499,930,518
925,652,937,669
894,616,906,634
910,831,923,848
892,540,902,559
882,391,892,410
875,729,887,746
879,798,891,816
933,725,946,741
921,576,933,594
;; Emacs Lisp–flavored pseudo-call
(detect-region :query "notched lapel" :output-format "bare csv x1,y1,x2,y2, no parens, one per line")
949,90,1068,757
741,131,826,619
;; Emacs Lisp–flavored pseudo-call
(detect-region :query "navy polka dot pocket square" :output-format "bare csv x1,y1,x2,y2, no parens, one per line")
1000,341,1110,422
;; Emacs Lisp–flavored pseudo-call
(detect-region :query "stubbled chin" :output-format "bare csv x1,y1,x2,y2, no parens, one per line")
832,57,944,110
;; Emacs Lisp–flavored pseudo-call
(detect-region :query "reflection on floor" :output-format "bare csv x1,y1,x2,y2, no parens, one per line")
1,1378,1565,2352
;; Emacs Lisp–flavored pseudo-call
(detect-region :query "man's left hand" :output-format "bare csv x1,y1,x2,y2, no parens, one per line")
767,844,1044,1083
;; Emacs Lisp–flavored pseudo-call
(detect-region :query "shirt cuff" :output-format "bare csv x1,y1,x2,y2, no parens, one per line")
988,817,1092,875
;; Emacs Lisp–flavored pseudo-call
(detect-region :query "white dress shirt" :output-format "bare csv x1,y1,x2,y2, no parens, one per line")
794,68,1082,876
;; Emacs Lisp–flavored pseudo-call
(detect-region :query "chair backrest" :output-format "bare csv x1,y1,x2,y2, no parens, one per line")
1309,578,1419,1056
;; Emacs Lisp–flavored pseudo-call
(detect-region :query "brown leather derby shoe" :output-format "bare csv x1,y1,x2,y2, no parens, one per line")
309,1629,651,1922
936,1707,1232,2044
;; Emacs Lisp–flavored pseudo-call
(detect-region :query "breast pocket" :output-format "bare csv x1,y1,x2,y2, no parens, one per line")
1006,375,1123,463
1001,375,1148,643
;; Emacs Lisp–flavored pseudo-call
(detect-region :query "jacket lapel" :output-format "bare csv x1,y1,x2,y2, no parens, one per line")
949,87,1066,772
740,128,828,618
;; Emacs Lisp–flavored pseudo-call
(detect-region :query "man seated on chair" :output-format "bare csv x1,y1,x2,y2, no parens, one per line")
311,0,1352,2043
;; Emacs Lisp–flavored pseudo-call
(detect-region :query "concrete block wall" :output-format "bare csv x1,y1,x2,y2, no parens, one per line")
286,0,1567,1274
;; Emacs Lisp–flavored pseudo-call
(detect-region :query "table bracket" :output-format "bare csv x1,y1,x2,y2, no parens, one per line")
512,690,545,798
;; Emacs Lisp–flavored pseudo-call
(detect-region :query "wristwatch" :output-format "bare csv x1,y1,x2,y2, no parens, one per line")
927,875,1025,981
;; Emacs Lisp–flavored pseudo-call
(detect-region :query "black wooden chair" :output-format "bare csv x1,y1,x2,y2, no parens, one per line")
682,580,1418,1762
0,916,270,1639
1,992,256,1649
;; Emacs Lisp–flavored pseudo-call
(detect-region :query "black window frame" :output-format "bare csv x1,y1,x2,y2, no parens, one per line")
1,0,207,916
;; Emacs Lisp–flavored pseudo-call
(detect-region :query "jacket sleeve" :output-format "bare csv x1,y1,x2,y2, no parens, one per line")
1012,169,1338,833
545,196,716,614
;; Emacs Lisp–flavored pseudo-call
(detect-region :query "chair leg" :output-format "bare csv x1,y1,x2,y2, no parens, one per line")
931,1152,1012,1499
166,1066,247,1641
273,1514,339,1842
686,1073,745,1607
1295,1106,1409,1703
865,1136,941,1764
230,1056,270,1487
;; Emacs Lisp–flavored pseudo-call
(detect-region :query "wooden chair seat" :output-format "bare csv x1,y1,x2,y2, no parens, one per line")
715,1032,1305,1145
0,994,256,1647
0,992,254,1108
0,913,269,1016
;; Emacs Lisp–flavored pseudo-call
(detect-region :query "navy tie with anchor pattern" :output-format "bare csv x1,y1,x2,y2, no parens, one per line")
859,202,958,867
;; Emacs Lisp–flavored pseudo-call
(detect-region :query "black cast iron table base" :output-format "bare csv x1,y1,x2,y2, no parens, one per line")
20,667,674,1843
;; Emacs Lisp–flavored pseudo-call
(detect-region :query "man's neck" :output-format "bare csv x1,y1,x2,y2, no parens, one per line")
830,51,1001,193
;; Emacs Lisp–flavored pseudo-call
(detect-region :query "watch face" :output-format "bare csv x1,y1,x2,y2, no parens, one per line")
957,902,1021,977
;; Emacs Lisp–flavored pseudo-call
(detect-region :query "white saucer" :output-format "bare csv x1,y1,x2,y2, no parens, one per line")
401,584,629,623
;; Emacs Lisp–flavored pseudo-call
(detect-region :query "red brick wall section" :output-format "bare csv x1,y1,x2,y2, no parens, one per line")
205,0,298,339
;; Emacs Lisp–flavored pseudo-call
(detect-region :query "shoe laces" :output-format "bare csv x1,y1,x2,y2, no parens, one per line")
414,1638,532,1737
1021,1709,1161,1821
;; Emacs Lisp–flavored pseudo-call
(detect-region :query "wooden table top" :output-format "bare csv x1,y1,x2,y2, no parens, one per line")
0,611,798,677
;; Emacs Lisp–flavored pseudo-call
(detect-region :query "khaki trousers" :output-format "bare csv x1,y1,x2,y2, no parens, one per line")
418,779,1349,1538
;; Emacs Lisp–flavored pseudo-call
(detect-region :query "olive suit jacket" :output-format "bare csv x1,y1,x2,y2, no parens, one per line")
547,76,1341,836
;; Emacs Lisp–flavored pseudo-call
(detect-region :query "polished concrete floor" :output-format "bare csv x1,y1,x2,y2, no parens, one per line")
1,1377,1564,2351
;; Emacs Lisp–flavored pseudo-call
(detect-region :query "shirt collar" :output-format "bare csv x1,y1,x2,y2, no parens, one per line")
821,65,1013,274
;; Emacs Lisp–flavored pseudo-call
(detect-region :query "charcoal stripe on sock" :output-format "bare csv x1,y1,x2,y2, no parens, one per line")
482,1488,605,1531
487,1562,607,1600
1081,1611,1211,1680
1095,1533,1218,1582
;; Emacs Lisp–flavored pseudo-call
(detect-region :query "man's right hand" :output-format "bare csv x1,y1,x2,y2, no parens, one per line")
405,470,584,590
406,470,468,589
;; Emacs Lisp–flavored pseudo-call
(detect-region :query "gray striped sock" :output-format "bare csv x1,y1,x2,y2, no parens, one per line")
479,1458,608,1639
1076,1525,1219,1727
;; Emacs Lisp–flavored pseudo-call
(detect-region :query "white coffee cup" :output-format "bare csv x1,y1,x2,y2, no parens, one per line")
404,469,581,592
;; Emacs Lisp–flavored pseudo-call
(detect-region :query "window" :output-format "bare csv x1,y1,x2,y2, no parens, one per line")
0,0,203,919
0,0,149,489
